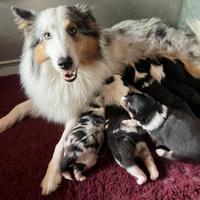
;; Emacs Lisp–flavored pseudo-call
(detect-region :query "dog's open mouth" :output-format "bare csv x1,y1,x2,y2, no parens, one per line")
62,68,77,82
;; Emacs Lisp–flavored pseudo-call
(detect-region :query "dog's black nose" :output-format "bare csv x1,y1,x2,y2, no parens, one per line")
58,56,73,70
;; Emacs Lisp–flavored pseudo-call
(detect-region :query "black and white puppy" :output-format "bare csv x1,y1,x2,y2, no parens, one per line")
60,101,105,181
102,75,159,184
122,93,200,161
123,58,200,117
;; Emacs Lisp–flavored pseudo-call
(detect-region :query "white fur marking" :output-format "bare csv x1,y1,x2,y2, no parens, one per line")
141,105,168,132
150,64,165,83
126,165,147,185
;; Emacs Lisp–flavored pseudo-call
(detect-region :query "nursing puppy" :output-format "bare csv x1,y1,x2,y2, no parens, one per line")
60,101,105,181
123,64,191,114
122,93,200,161
102,75,159,184
123,58,200,117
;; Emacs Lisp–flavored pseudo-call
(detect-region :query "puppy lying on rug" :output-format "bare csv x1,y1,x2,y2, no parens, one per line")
122,93,200,161
60,100,105,181
102,75,159,184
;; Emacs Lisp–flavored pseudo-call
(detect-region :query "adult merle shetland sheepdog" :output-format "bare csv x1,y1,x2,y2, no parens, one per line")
1,4,200,195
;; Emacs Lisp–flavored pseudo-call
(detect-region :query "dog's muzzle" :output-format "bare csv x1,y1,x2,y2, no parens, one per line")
58,57,78,82
62,68,77,82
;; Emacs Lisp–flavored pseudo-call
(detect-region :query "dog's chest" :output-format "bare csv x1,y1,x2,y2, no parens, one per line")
20,66,97,124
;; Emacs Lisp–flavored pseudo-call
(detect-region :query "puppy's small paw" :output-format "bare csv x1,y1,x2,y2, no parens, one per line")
136,175,147,185
78,175,86,182
150,169,159,181
74,173,87,182
62,171,73,180
156,148,166,157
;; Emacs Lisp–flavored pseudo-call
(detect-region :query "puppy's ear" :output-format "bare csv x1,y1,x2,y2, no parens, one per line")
11,6,36,32
121,119,139,127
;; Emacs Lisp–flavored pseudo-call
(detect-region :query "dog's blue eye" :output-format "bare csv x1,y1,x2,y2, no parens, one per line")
44,32,52,40
68,27,77,35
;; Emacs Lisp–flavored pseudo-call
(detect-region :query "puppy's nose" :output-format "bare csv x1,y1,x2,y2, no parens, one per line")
58,56,73,70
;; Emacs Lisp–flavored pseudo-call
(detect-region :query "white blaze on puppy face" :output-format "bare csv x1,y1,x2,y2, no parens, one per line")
142,105,168,132
150,64,166,83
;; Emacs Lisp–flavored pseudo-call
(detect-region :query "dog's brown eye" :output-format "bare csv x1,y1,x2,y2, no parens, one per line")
68,27,77,35
44,32,52,40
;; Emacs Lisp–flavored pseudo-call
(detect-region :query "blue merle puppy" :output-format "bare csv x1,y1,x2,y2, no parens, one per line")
102,75,159,185
60,99,105,181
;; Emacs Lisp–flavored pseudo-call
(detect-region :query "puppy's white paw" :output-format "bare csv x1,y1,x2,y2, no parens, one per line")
150,168,159,181
156,148,167,157
74,172,87,182
136,175,147,185
127,165,147,185
41,161,62,195
156,149,173,159
62,171,73,180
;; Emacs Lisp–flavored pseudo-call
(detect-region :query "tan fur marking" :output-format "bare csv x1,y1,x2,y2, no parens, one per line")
76,36,100,65
35,43,48,64
102,75,129,106
178,57,200,79
129,86,142,94
150,64,165,83
64,19,100,66
64,20,71,29
162,54,200,79
135,142,159,180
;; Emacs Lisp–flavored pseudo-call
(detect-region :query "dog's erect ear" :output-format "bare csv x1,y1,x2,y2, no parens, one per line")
68,4,100,37
11,6,36,32
69,4,96,23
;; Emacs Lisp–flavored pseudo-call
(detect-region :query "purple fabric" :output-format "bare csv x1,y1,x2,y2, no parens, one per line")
1,75,200,200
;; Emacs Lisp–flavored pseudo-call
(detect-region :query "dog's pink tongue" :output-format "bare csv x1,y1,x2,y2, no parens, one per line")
63,70,77,81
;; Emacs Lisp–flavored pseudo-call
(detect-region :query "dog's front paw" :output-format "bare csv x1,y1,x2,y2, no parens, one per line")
0,117,11,133
41,161,62,195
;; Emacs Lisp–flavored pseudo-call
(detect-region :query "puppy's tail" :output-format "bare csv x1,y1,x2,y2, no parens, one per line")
60,152,76,172
188,19,200,43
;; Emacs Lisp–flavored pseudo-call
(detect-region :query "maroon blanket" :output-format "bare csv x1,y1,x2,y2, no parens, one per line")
1,75,200,200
